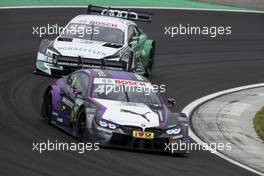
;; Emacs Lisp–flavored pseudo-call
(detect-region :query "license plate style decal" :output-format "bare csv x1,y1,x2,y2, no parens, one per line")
132,131,154,139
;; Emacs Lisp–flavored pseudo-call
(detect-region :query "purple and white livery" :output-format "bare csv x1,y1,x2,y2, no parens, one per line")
41,69,189,152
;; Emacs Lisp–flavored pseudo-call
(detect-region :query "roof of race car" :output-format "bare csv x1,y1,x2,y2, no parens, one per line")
83,69,149,82
70,14,136,32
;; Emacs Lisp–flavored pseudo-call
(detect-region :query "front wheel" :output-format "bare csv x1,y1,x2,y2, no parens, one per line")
41,91,52,123
76,109,88,142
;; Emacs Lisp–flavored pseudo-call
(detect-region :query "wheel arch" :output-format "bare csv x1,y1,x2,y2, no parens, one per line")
143,39,155,60
43,84,61,111
41,85,53,118
38,39,52,54
75,104,88,123
42,85,52,99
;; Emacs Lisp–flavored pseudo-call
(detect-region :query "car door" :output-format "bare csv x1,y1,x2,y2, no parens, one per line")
59,71,90,126
128,25,147,74
58,72,79,126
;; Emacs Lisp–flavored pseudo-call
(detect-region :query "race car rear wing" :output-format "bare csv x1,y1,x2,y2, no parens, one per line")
87,5,152,22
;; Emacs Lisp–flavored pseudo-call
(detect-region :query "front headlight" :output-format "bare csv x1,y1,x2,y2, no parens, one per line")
46,57,53,63
108,123,117,129
97,118,118,130
45,48,59,58
166,127,181,135
99,121,108,128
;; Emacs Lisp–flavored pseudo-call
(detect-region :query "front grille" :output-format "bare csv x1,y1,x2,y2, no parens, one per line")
110,133,169,150
145,128,163,137
122,126,142,134
53,55,126,70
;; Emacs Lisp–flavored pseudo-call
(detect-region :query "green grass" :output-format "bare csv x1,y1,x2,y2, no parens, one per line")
0,0,247,11
253,107,264,142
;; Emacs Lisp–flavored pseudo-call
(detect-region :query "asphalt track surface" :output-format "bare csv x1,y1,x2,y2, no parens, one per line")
0,8,264,176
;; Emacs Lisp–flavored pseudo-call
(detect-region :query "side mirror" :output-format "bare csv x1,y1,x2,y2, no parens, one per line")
131,36,140,41
129,36,139,46
167,98,176,108
67,77,73,85
72,87,82,98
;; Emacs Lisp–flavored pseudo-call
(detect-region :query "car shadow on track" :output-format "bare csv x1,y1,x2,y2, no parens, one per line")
100,145,190,158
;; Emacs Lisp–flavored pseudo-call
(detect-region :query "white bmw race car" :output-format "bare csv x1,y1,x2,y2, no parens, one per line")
35,5,155,76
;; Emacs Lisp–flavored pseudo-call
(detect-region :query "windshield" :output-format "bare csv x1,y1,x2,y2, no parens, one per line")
92,79,162,105
61,23,124,44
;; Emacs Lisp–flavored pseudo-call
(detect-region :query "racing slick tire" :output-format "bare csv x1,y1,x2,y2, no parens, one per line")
76,108,89,142
41,90,52,124
144,47,155,77
126,52,134,72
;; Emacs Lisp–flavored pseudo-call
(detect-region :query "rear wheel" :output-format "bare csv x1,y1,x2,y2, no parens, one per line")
126,52,133,72
41,91,52,123
145,64,152,77
144,48,154,77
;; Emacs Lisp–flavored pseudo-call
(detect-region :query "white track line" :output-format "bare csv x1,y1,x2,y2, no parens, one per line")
1,4,263,175
0,5,263,14
182,83,264,176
